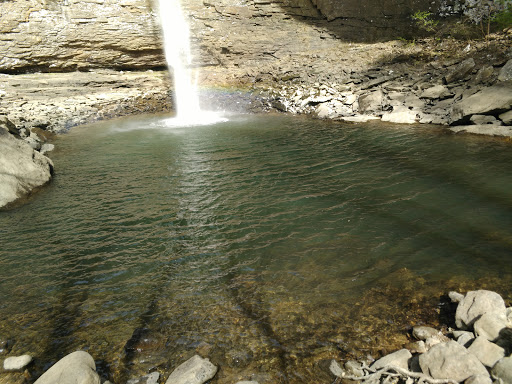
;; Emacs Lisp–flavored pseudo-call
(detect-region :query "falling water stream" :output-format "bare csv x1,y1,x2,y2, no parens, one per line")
157,0,226,126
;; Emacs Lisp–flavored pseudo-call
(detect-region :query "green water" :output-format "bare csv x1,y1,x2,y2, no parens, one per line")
1,114,512,383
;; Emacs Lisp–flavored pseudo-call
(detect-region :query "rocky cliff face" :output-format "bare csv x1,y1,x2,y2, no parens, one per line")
0,0,455,74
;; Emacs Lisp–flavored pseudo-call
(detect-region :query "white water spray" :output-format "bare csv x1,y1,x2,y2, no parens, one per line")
157,0,226,126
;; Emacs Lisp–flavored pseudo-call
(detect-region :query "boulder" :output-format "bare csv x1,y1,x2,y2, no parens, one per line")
419,341,488,382
455,290,507,330
474,312,510,341
498,59,512,82
371,349,411,371
165,355,217,384
34,351,100,384
381,106,417,124
492,356,512,383
467,336,505,367
3,355,32,371
0,125,54,209
473,66,495,84
451,85,512,123
444,59,476,83
0,115,20,136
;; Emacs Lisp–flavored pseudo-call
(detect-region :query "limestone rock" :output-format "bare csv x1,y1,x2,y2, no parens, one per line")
492,356,512,383
455,290,507,330
412,326,439,341
449,291,465,303
165,355,217,384
358,90,383,113
451,85,512,123
444,59,476,83
381,106,417,124
419,340,488,382
474,312,510,341
455,331,475,347
371,349,411,371
3,355,32,371
470,115,502,125
498,59,512,82
420,85,452,100
0,126,54,209
499,110,512,125
344,360,364,377
449,125,512,137
329,360,344,377
467,336,505,368
464,375,493,384
34,351,100,384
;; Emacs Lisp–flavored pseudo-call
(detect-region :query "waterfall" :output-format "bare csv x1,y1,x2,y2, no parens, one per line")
157,0,226,126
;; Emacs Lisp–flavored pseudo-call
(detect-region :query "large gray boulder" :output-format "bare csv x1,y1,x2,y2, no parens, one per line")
419,341,489,382
34,351,100,384
0,121,54,209
451,84,512,123
455,290,507,330
371,349,411,371
467,336,505,368
165,355,217,384
498,59,512,82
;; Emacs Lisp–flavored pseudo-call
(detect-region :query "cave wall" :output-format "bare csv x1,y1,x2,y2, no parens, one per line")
0,0,458,74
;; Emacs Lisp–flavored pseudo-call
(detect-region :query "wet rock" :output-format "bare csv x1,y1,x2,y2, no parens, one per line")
344,360,364,377
412,326,439,341
0,125,54,209
419,340,488,382
473,312,510,341
3,355,32,371
467,336,505,368
464,375,493,384
165,355,217,384
451,85,512,123
499,110,512,125
381,106,417,124
470,115,502,125
455,290,507,330
420,85,453,100
40,144,55,155
498,59,512,82
226,349,252,368
491,356,512,383
329,360,344,377
127,372,160,384
33,351,100,384
371,349,411,371
444,59,476,83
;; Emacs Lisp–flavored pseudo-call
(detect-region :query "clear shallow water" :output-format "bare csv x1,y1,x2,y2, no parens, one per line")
1,114,512,382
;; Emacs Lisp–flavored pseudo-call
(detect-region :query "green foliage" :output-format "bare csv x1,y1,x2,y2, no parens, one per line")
492,0,512,29
412,11,439,33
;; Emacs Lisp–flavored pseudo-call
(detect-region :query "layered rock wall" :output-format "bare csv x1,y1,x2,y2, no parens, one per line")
0,0,455,74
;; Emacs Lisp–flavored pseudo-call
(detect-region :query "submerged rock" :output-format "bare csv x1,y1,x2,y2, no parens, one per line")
3,354,32,371
33,351,100,384
165,355,217,384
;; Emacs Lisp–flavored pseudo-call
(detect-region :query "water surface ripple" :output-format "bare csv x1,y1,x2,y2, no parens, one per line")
1,114,512,382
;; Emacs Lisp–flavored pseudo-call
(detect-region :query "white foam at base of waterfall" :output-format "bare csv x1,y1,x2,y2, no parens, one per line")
157,0,226,126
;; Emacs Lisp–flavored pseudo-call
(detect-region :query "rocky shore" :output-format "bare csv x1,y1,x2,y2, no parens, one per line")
2,289,510,384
